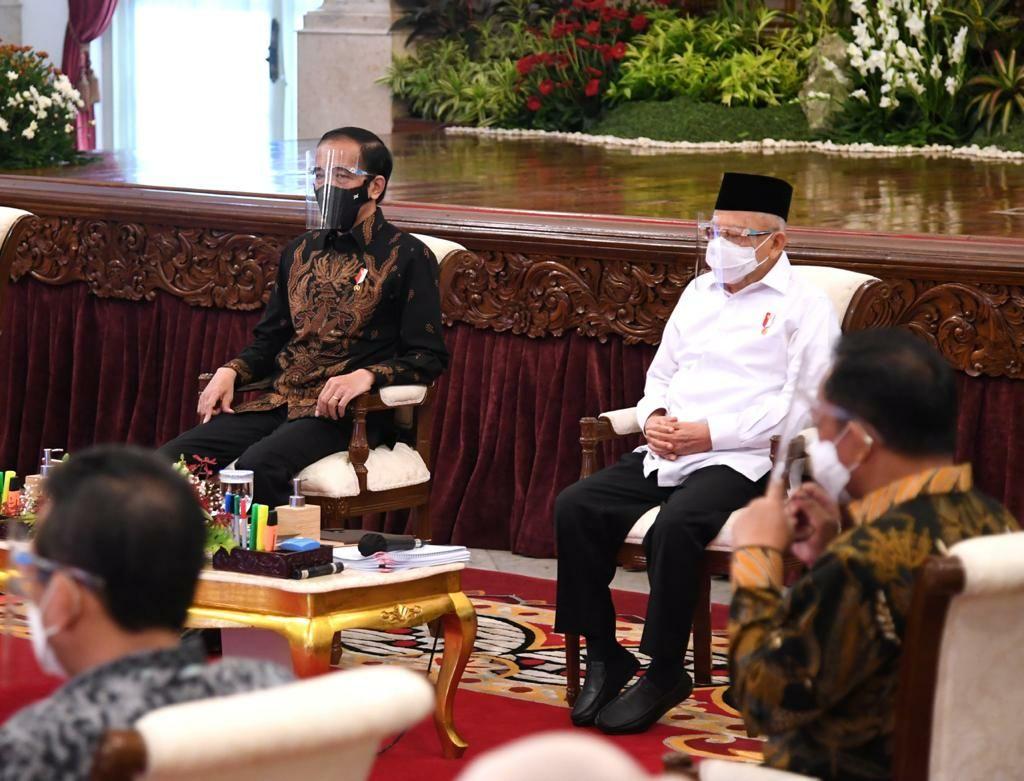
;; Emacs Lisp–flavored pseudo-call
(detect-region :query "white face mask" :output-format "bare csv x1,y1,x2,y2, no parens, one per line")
27,584,67,679
806,437,853,504
807,425,873,504
704,234,772,285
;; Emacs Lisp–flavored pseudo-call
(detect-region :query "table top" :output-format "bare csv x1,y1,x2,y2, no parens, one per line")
0,541,465,594
199,562,466,594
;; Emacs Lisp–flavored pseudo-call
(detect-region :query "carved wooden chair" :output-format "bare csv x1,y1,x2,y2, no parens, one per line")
679,531,1024,781
564,266,882,703
90,665,433,781
198,234,472,540
0,207,35,337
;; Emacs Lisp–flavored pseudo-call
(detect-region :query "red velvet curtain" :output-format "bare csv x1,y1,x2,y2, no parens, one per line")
62,0,119,150
1,278,1022,558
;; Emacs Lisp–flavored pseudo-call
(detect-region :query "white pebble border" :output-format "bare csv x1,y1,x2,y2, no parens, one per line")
445,125,1024,164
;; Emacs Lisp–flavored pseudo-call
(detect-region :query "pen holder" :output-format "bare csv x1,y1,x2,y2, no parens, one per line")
211,544,334,579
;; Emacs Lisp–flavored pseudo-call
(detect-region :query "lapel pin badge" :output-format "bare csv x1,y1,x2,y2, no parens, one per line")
761,311,775,335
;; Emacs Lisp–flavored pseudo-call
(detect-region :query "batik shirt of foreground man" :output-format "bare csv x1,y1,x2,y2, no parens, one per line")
729,464,1018,781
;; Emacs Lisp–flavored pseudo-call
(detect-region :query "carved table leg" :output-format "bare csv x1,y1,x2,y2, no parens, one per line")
284,617,334,678
434,591,477,758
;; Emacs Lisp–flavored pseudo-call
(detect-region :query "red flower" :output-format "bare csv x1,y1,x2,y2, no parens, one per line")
516,55,536,75
539,79,555,95
576,37,591,49
526,96,542,111
585,78,601,97
630,13,649,31
610,41,627,60
586,66,603,76
585,20,600,35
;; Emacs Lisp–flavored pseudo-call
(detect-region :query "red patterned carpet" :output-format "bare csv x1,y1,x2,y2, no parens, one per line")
1,569,760,779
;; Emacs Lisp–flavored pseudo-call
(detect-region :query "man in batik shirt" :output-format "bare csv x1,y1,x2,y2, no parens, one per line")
159,126,448,507
728,329,1018,781
0,447,290,781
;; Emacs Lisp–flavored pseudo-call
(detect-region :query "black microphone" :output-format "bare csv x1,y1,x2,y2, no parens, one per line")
357,532,424,556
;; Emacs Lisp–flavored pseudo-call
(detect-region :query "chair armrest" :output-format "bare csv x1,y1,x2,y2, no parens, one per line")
90,729,147,781
599,407,642,436
350,384,431,413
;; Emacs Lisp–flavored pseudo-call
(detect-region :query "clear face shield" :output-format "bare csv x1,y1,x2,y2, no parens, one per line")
305,148,374,232
695,212,777,287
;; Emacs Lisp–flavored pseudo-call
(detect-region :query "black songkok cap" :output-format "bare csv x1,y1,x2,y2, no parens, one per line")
714,172,793,222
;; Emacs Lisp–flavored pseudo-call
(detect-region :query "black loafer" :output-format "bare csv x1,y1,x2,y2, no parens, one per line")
595,672,694,734
570,655,640,727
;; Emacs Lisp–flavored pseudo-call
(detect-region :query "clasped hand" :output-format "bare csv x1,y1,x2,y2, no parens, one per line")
315,369,375,419
643,414,712,461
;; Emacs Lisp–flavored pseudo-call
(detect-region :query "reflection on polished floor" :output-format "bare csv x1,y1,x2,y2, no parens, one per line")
17,130,1024,239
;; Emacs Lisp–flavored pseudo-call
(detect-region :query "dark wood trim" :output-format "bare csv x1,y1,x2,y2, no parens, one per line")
891,555,966,781
4,177,1024,377
90,729,147,781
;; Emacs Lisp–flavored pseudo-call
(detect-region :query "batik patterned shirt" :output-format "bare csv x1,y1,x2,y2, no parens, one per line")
728,464,1019,781
0,639,291,781
225,208,449,419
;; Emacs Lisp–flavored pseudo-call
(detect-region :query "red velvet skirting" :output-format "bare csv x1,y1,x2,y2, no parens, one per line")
1,279,1020,557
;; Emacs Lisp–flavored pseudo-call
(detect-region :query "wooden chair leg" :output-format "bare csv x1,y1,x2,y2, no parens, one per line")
692,563,712,686
565,633,581,705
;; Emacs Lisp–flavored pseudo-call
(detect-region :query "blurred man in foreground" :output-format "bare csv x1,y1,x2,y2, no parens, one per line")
0,446,291,781
729,329,1019,781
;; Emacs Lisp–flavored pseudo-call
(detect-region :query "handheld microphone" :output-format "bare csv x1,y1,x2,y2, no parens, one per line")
357,532,424,557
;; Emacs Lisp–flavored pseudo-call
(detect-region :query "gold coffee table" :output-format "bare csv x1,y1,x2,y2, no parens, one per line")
0,544,476,759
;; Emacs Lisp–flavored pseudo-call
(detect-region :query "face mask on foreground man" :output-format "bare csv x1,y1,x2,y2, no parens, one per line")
728,328,1019,781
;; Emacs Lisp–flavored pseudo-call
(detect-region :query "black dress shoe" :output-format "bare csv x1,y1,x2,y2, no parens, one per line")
594,672,694,734
570,655,640,727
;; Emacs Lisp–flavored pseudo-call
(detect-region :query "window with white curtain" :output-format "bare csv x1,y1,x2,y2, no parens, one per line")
96,0,322,155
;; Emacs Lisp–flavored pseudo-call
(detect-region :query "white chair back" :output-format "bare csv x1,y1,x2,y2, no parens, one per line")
410,233,466,266
791,266,878,325
927,532,1024,781
135,665,433,781
456,732,652,781
687,264,874,328
0,206,32,245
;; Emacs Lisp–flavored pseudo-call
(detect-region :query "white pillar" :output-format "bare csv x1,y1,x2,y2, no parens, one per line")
0,0,22,45
297,0,395,140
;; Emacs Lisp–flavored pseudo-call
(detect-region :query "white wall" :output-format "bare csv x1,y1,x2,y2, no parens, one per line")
21,0,68,68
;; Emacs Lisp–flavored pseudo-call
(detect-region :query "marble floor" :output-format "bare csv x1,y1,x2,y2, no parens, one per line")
467,548,733,604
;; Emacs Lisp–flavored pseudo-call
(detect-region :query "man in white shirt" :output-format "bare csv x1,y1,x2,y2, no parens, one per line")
554,173,840,734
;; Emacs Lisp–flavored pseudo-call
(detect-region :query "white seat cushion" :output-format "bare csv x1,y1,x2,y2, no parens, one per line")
792,265,878,323
297,443,429,498
625,506,739,549
410,233,466,265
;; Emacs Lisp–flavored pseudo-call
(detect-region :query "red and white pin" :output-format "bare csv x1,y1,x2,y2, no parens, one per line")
761,311,775,334
354,267,368,289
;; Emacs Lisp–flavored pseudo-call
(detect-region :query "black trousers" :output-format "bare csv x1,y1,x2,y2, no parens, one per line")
158,408,392,508
554,451,766,660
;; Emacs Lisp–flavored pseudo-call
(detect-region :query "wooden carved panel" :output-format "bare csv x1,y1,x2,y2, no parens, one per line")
440,248,692,345
843,278,1024,379
11,216,287,310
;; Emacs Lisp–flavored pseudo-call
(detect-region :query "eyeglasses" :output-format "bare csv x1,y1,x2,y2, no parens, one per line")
310,164,372,189
8,549,105,598
698,221,775,246
809,399,857,428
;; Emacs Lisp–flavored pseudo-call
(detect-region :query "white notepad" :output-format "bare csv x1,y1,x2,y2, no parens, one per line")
334,544,471,571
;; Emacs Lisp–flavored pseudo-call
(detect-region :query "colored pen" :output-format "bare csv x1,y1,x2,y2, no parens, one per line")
264,509,278,551
248,503,259,551
290,562,344,579
255,504,269,552
223,490,234,513
2,471,15,507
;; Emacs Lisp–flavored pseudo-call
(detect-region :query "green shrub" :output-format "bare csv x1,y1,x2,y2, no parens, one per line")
608,11,814,108
384,39,522,127
591,96,813,142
